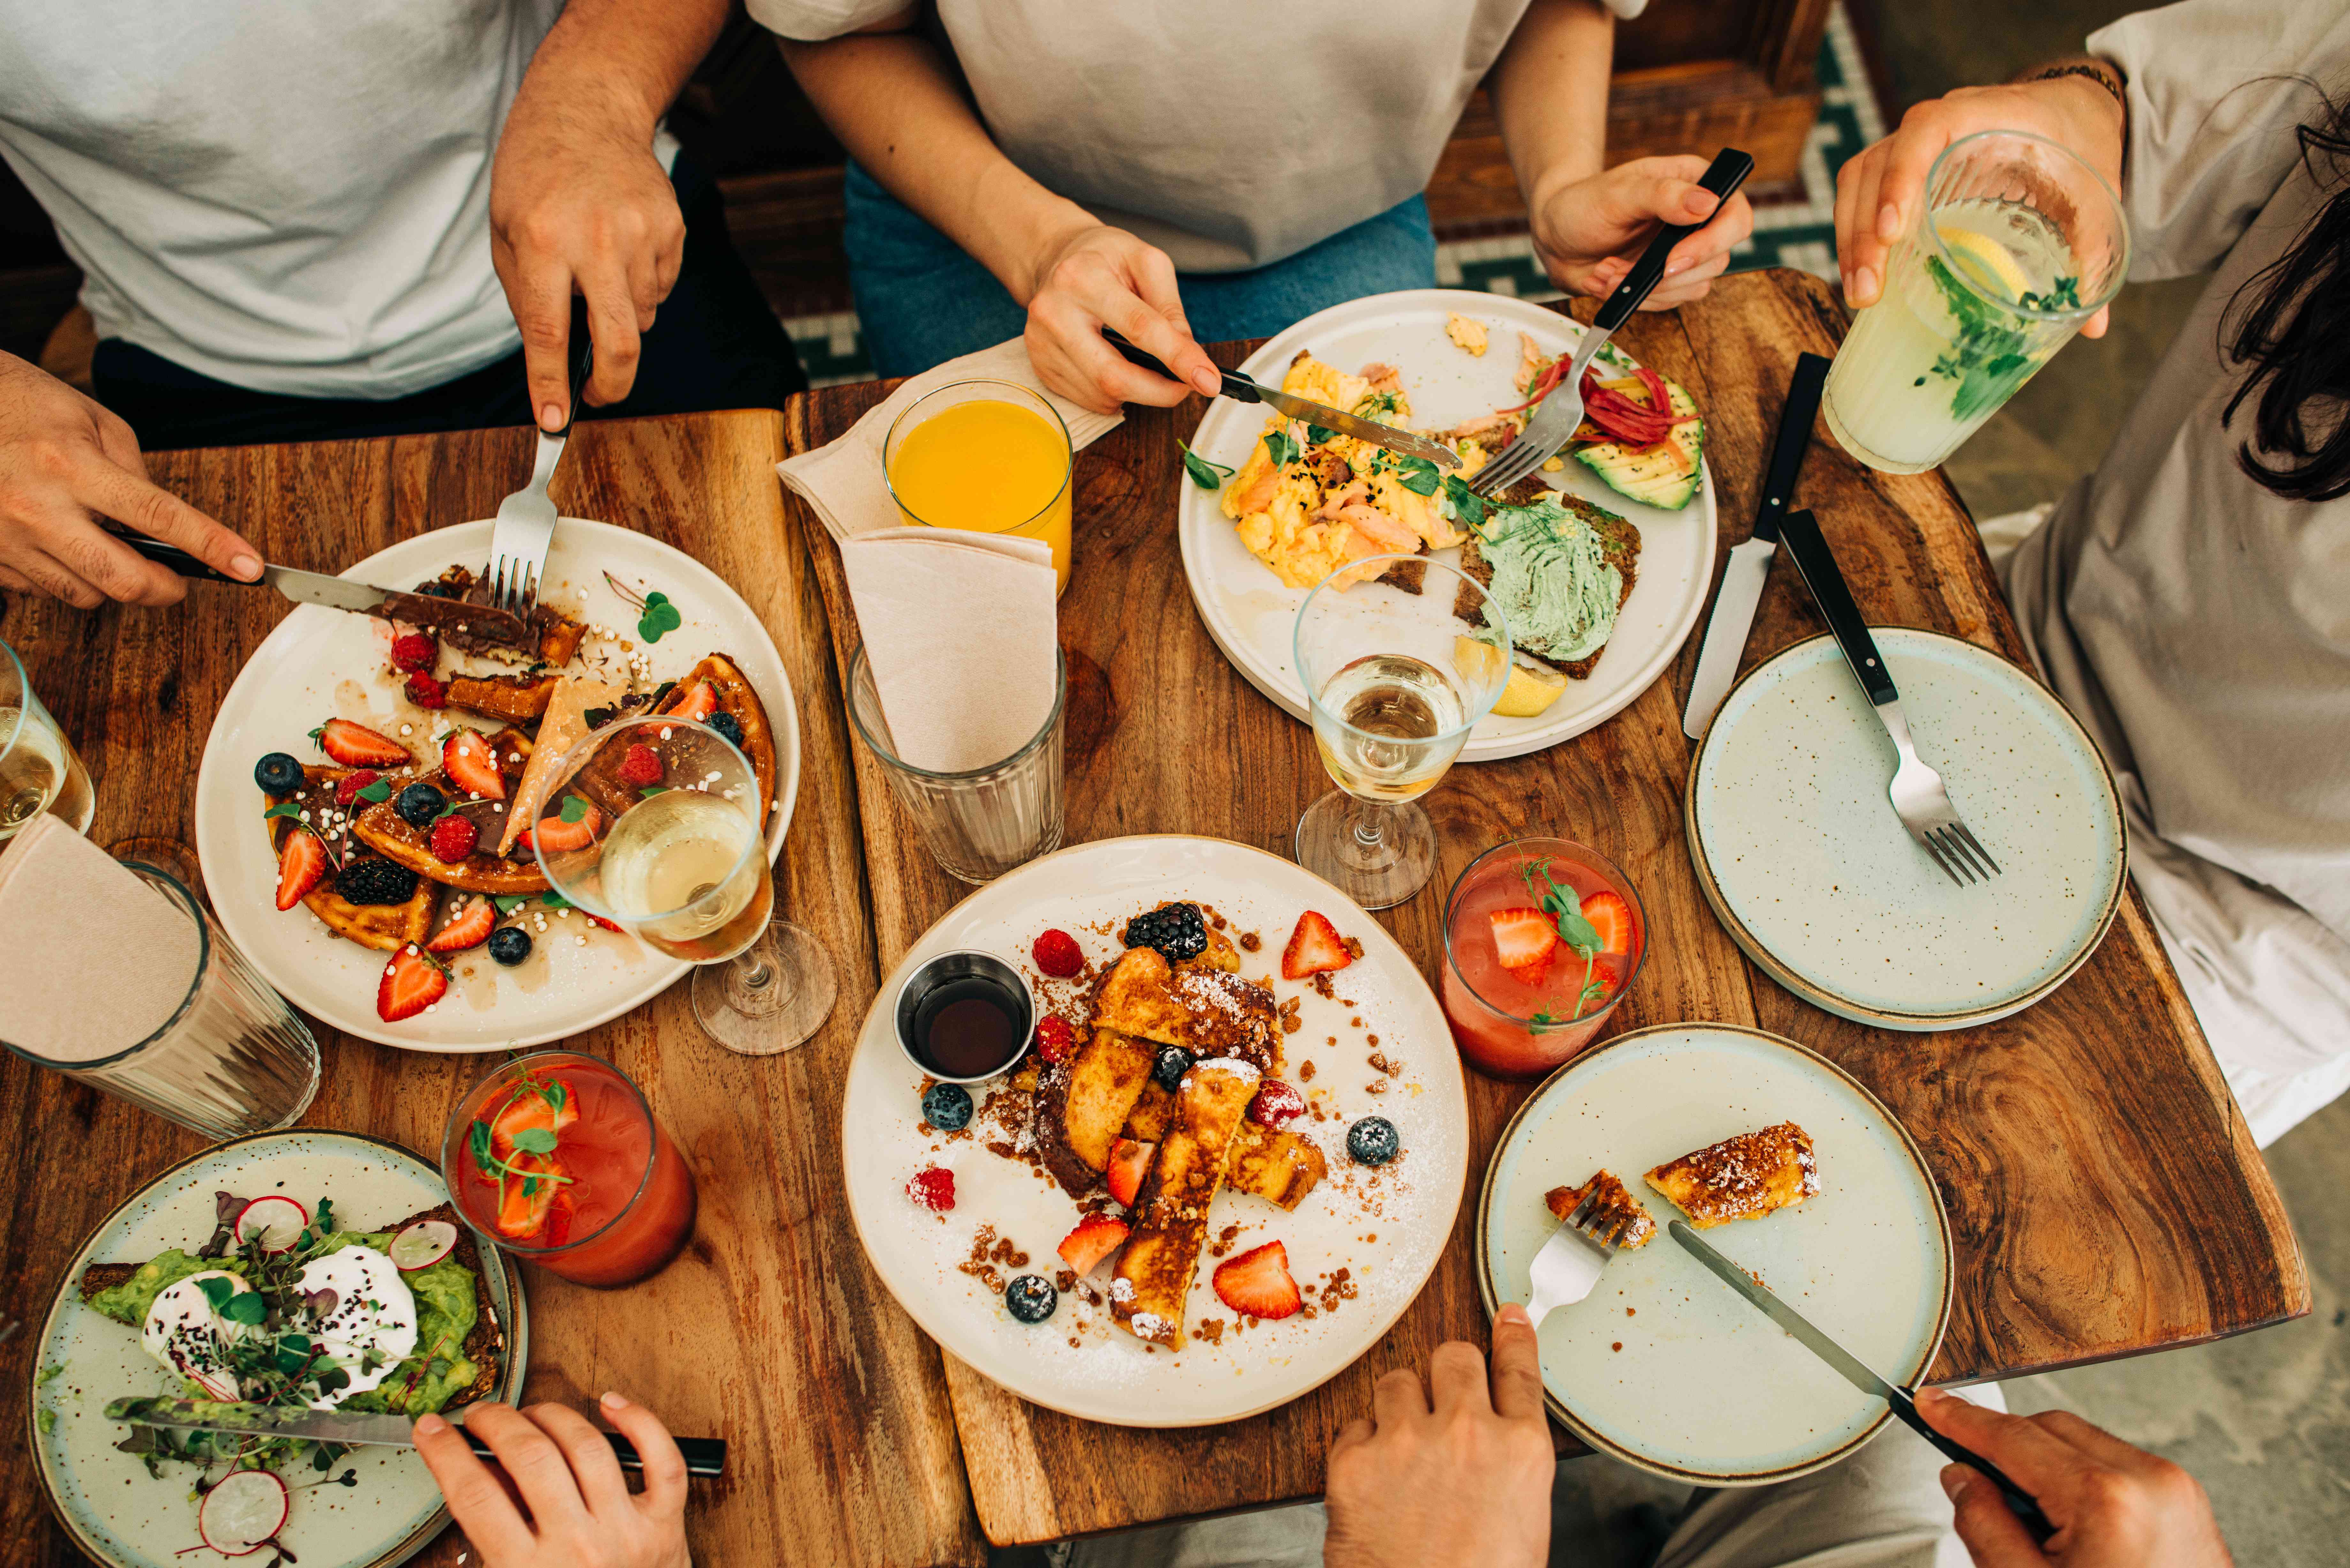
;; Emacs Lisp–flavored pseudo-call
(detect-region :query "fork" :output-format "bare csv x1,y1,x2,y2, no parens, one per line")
1523,1188,1645,1328
485,297,593,619
1776,509,2001,886
1471,148,1754,499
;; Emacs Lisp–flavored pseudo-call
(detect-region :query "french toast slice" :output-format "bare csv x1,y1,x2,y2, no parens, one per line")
1035,1027,1158,1197
1111,1059,1259,1349
1093,946,1281,1075
1545,1168,1656,1249
1123,1082,1325,1210
1644,1122,1819,1228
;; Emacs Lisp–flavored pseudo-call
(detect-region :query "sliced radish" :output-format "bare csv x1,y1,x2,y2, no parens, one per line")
199,1469,288,1557
389,1218,459,1271
232,1195,308,1253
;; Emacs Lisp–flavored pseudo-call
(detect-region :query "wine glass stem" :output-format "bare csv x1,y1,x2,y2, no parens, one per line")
731,947,776,995
1353,799,1388,851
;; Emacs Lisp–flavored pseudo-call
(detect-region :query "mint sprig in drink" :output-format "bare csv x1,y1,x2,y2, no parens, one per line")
1824,131,2128,475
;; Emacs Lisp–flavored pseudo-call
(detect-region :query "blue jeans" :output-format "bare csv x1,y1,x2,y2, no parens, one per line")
842,160,1438,378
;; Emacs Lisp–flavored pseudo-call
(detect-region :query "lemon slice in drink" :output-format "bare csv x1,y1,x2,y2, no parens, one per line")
1934,223,2032,305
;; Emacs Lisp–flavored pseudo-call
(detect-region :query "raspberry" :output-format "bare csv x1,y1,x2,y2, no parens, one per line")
618,743,663,786
1033,1015,1078,1065
334,769,381,807
1248,1079,1307,1128
390,632,436,673
428,812,478,863
1032,928,1083,978
405,672,448,709
907,1166,955,1212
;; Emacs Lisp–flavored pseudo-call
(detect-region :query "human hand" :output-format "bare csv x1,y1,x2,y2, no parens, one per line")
1915,1387,2232,1568
0,352,260,608
413,1394,691,1568
1322,1303,1554,1568
1833,74,2126,337
1531,155,1754,310
1020,222,1222,416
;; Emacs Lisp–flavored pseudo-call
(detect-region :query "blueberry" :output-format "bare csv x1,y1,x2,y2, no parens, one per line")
487,926,532,967
1004,1274,1057,1324
706,711,744,748
1346,1116,1401,1167
395,781,446,828
921,1082,973,1132
254,753,304,795
336,858,420,906
1152,1046,1195,1092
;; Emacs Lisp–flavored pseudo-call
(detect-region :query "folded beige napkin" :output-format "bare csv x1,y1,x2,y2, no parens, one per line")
0,816,201,1063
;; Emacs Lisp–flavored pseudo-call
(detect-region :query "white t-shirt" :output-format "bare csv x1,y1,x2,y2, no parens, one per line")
0,0,672,400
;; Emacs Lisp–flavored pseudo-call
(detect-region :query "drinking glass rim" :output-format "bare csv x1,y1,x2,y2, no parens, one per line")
1,637,27,763
531,714,767,925
438,1047,659,1259
881,378,1074,533
1922,129,2132,323
1441,835,1648,1027
0,860,212,1072
1292,554,1513,747
845,642,1068,781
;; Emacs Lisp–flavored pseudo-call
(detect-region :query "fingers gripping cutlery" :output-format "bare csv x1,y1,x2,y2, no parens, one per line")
485,296,594,620
1522,1187,1646,1327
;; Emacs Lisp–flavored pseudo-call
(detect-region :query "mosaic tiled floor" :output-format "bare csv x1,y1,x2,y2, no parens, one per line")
782,3,1882,387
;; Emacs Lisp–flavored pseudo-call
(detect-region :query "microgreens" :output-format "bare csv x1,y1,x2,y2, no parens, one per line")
1176,438,1234,490
467,1071,578,1201
1306,424,1336,446
1520,858,1612,1028
1263,427,1300,468
557,795,590,825
1443,474,1491,529
1387,455,1442,496
354,777,394,805
602,572,682,643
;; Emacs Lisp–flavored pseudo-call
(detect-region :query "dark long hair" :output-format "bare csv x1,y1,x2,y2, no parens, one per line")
2220,85,2350,501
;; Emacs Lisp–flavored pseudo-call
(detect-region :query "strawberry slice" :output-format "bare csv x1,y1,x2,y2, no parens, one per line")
490,1077,579,1157
315,718,410,769
1104,1137,1154,1208
274,829,327,911
667,681,718,723
376,944,448,1022
1280,910,1353,980
441,729,504,800
1212,1240,1303,1321
532,802,603,852
1487,907,1559,983
1057,1213,1131,1276
426,897,495,953
496,1153,562,1238
1582,892,1635,955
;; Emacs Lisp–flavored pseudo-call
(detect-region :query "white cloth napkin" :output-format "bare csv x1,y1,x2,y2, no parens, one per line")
0,816,201,1063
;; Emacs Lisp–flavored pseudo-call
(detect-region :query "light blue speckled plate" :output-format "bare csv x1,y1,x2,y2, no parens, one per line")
1688,630,2125,1030
27,1131,526,1568
1476,1024,1951,1485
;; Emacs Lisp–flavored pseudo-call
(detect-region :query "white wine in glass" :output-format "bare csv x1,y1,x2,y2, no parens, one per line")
2,639,95,843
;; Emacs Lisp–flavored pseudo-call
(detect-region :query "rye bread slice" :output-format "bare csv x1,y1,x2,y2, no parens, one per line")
1453,493,1641,680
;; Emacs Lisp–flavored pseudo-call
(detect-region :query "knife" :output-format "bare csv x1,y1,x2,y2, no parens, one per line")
1667,1223,2054,1544
105,529,534,646
104,1396,727,1478
1100,328,1462,470
1680,351,1829,739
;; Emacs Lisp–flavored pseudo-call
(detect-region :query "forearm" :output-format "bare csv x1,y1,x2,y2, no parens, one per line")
779,32,1095,302
1490,0,1615,213
510,0,730,143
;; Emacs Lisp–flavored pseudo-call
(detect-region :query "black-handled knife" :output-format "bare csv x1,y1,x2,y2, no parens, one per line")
1775,509,1899,706
1593,148,1756,333
103,528,537,644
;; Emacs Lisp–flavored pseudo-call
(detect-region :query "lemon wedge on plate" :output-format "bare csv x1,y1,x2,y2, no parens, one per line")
1934,223,2032,304
1454,636,1569,718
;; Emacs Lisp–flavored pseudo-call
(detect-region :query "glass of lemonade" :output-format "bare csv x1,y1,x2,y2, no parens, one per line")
1822,130,2129,474
1292,556,1512,909
884,379,1076,594
1440,836,1646,1081
2,637,95,843
534,715,836,1056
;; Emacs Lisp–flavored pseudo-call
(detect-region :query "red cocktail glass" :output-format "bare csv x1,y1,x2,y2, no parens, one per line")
1440,836,1646,1080
441,1049,696,1288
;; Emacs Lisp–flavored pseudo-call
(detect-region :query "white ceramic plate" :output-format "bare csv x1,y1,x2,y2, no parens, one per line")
194,519,800,1052
840,835,1469,1426
1177,288,1717,762
1688,630,2125,1029
27,1130,527,1568
1477,1023,1951,1484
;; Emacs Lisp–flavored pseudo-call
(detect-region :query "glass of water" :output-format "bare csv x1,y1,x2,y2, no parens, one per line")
1292,556,1512,909
2,637,95,843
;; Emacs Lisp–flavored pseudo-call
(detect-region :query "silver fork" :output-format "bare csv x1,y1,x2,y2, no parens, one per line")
1524,1187,1644,1328
1472,148,1753,499
1777,509,2001,887
485,298,593,618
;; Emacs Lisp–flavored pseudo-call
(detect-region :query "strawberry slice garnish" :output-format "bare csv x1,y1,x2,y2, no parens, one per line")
315,718,410,769
441,729,504,799
1581,892,1635,955
1487,906,1559,984
667,681,718,723
496,1153,561,1238
1212,1240,1303,1321
489,1077,579,1157
1057,1214,1131,1276
274,829,327,911
426,896,496,953
532,803,603,852
1280,910,1353,980
376,944,448,1022
1104,1137,1154,1208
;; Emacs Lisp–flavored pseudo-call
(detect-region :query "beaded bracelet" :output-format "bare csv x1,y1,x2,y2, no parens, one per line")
2017,62,2128,115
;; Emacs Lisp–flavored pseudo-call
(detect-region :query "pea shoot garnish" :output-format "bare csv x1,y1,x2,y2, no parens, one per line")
468,1071,578,1198
1519,858,1613,1031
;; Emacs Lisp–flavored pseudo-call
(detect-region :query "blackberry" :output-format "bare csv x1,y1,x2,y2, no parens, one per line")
1004,1274,1057,1324
707,711,744,748
1346,1116,1401,1167
337,858,421,906
253,752,304,795
413,580,459,599
1122,901,1208,962
394,781,446,828
921,1082,974,1132
1152,1046,1195,1092
487,927,533,967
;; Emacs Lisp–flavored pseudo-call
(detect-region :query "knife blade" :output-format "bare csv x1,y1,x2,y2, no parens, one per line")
1100,328,1461,470
1667,1224,2053,1544
105,528,535,646
104,1396,727,1478
1680,351,1829,739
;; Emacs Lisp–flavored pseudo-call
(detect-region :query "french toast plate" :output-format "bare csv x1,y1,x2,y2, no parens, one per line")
27,1130,528,1568
840,835,1470,1426
1477,1024,1951,1484
194,519,798,1051
1177,288,1716,762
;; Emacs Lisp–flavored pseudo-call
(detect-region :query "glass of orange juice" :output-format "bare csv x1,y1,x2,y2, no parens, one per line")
883,380,1075,594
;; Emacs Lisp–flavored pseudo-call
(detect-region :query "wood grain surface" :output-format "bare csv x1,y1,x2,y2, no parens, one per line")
0,412,986,1568
783,269,2311,1547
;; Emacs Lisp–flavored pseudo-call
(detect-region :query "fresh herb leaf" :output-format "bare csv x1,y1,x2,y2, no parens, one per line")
558,795,589,825
636,590,682,645
1391,455,1442,496
582,706,615,730
220,1291,268,1327
493,894,531,915
468,1119,495,1174
197,1276,236,1312
541,888,572,910
263,801,304,822
509,1127,559,1155
1923,255,2046,422
1443,475,1490,528
1263,428,1300,468
640,784,667,797
354,778,394,804
1176,439,1234,490
1306,424,1336,446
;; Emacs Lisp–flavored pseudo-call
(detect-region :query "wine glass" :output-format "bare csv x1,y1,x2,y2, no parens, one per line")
1292,555,1513,909
532,714,836,1054
2,637,95,843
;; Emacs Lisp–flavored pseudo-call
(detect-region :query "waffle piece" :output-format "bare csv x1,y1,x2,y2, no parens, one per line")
1644,1123,1819,1228
263,768,439,951
1110,1059,1259,1348
1124,1081,1325,1210
1034,1028,1158,1197
1544,1168,1656,1249
1093,946,1281,1075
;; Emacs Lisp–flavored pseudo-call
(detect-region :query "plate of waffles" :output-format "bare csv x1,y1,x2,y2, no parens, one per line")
1176,288,1717,762
839,834,1471,1426
193,518,798,1052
